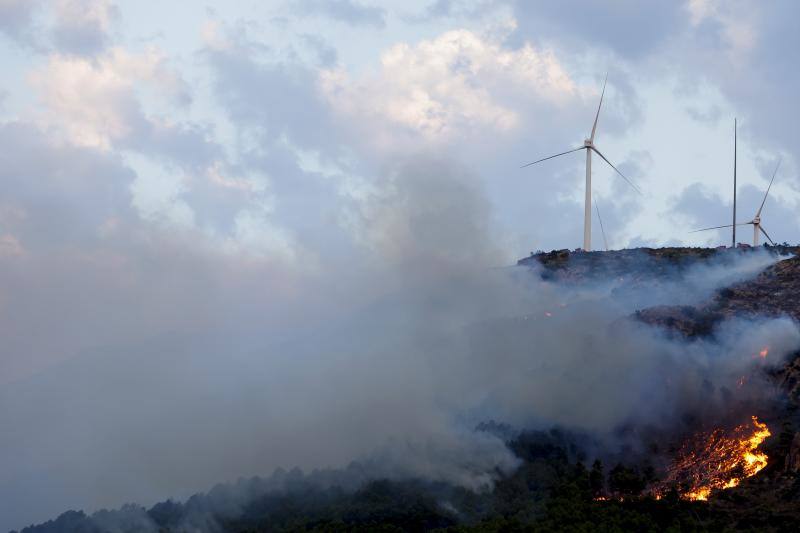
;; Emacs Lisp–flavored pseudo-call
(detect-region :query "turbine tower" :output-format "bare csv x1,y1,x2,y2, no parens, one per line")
733,118,737,247
691,159,781,246
522,75,640,251
594,198,609,251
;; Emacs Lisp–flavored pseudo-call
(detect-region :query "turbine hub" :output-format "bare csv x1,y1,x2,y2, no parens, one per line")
584,139,593,147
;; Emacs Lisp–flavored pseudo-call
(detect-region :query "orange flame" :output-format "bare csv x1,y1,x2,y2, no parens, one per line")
652,416,770,501
759,347,769,359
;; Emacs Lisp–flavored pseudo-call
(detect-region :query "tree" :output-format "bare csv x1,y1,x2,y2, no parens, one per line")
608,464,645,497
589,460,605,497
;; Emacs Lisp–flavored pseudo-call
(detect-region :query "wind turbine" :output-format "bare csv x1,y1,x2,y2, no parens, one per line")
521,75,640,251
691,158,781,246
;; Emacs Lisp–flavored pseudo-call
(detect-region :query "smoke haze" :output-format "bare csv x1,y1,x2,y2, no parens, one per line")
2,154,798,531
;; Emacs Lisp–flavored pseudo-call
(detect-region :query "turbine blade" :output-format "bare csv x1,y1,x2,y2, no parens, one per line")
590,146,642,194
759,225,776,245
756,157,781,217
521,146,585,168
590,73,608,143
689,223,749,233
594,198,609,251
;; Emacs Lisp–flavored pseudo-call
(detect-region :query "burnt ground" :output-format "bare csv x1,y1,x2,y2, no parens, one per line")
635,253,800,336
633,253,800,399
519,245,800,284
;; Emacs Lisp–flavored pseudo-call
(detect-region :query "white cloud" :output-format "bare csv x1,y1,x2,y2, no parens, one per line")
320,29,577,146
29,46,186,149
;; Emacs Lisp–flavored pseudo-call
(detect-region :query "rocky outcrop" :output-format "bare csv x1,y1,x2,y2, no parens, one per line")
634,254,800,333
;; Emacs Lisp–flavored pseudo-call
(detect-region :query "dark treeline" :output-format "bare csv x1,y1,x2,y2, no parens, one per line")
15,427,800,533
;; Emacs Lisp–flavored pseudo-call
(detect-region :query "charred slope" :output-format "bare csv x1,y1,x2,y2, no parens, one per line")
519,245,799,284
636,254,800,334
526,246,800,523
634,254,800,403
628,253,800,523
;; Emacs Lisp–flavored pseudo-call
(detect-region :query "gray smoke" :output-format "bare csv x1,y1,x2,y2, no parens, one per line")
2,156,798,532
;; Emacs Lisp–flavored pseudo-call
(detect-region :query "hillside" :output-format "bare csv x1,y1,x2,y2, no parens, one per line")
636,254,800,337
15,247,800,533
530,247,800,530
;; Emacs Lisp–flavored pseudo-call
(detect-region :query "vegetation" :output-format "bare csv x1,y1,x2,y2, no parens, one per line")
16,427,800,532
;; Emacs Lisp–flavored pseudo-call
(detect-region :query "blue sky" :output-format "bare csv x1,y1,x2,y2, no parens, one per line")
2,1,800,529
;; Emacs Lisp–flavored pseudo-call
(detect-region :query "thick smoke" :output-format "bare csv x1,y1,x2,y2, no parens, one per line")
2,156,798,532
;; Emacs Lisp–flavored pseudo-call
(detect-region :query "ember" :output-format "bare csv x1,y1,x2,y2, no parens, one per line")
652,416,771,501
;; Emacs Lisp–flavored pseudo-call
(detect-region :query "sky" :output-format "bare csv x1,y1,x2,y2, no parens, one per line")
1,1,798,262
2,0,800,529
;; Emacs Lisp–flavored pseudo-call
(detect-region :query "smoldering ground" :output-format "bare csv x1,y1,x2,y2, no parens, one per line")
2,156,799,532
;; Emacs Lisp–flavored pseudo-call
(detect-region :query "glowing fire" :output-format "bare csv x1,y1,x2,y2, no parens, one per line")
652,416,770,501
759,347,769,359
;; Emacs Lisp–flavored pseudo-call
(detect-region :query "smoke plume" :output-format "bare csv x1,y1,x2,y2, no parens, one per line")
2,156,797,532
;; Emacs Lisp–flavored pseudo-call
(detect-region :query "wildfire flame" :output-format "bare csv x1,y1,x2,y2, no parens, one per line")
759,347,769,359
652,416,770,501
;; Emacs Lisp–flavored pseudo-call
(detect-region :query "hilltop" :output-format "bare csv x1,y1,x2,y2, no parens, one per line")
519,245,800,283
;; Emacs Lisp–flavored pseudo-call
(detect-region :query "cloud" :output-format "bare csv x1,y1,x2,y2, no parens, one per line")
300,33,338,67
51,0,118,56
669,183,732,243
678,1,800,190
507,0,688,60
320,29,578,147
402,0,499,23
292,0,386,28
200,19,646,255
0,0,43,48
0,0,119,55
24,44,284,248
670,179,800,246
29,46,189,149
205,40,338,152
0,120,136,249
